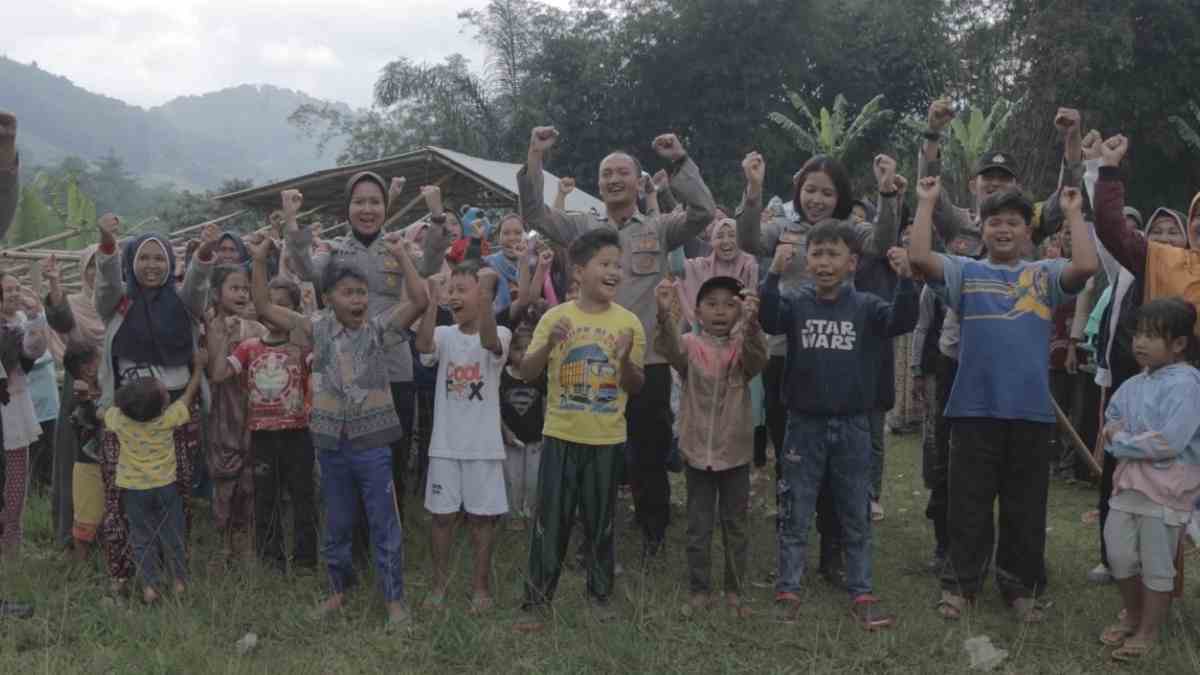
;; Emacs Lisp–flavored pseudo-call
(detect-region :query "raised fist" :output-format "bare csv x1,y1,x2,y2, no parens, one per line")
281,189,303,219
1081,130,1102,161
1059,186,1084,217
742,152,765,187
1054,108,1081,135
388,177,406,201
874,154,897,192
927,98,955,132
770,243,795,274
530,126,559,152
557,176,575,195
652,134,686,162
1100,135,1129,168
916,176,941,203
654,278,677,314
97,213,121,242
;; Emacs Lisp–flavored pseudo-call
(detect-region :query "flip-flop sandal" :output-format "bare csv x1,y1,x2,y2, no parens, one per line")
422,594,447,611
1112,640,1155,662
1012,598,1047,624
467,595,494,615
936,592,971,620
1100,623,1136,646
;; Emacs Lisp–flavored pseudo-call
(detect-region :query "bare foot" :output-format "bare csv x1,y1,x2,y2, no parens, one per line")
308,593,345,621
173,580,186,595
143,587,161,604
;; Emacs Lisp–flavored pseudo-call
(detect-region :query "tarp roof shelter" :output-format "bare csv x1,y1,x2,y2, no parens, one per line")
213,146,604,226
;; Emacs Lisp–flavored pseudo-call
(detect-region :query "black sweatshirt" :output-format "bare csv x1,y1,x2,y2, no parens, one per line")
759,273,918,416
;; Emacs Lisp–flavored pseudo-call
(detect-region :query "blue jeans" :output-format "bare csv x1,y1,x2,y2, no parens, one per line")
123,484,188,588
319,444,405,602
776,413,873,597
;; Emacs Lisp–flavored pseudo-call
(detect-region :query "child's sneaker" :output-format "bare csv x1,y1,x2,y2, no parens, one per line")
850,594,896,631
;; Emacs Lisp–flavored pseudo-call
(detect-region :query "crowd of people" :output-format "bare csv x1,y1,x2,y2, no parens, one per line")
0,98,1198,662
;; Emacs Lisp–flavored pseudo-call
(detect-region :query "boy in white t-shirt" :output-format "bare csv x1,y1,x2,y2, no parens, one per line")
415,259,511,613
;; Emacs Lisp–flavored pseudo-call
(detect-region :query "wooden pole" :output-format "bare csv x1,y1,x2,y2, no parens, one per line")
1052,397,1102,477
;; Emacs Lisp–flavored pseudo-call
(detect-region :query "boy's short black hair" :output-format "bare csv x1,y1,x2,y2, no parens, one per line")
451,258,487,279
806,219,861,252
267,276,302,310
63,341,99,380
319,259,368,295
1136,297,1198,349
568,229,621,267
115,377,166,423
979,189,1034,225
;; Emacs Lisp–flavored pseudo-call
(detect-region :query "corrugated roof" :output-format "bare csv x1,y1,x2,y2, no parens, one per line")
213,146,604,219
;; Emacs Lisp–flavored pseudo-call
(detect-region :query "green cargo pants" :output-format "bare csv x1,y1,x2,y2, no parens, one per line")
524,437,622,606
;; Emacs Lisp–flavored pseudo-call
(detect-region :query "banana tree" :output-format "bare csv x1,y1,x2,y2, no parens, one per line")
943,98,1020,205
1169,100,1200,153
769,89,894,162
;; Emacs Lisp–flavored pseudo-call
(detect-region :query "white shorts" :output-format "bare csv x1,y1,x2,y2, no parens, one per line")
424,457,508,516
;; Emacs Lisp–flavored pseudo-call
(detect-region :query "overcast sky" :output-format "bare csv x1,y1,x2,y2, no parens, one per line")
4,0,570,109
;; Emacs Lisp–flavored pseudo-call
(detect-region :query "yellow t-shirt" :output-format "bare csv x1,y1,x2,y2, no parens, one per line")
105,400,191,490
528,301,646,445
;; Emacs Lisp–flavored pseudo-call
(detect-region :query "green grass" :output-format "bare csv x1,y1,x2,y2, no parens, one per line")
1,434,1196,673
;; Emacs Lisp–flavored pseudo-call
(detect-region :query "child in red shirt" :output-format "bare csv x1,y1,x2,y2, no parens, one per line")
209,277,317,572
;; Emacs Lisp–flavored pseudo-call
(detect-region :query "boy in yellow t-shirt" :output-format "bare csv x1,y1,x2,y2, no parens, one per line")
518,229,645,621
103,350,205,604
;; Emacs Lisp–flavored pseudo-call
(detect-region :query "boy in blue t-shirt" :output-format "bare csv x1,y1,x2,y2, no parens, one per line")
909,177,1098,623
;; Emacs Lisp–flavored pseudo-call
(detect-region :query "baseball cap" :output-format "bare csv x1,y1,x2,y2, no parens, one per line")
696,276,744,306
974,151,1018,178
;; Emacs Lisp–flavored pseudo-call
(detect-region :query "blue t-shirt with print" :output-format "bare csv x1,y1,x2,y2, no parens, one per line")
932,254,1073,423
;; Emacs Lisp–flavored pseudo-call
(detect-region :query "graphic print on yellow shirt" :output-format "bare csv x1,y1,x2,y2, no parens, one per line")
528,301,646,446
105,400,191,490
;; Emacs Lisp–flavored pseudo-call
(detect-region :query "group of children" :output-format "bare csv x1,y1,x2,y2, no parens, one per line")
3,103,1199,661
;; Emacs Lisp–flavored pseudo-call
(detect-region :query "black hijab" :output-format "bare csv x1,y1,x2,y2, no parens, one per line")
111,234,194,367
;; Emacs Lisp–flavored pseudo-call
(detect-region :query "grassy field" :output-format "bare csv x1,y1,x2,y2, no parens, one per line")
1,433,1197,673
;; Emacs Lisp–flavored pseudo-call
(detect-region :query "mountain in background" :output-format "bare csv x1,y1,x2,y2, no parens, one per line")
1,57,350,189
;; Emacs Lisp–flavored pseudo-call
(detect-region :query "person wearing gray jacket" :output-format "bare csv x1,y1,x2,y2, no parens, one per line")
512,125,716,557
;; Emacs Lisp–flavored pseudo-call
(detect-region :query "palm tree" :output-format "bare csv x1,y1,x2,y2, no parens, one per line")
768,89,894,161
1169,100,1200,153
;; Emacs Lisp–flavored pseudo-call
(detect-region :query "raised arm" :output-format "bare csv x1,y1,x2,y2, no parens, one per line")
1092,135,1146,277
1036,108,1085,243
739,292,769,379
248,238,307,339
182,221,218,319
654,134,717,251
414,276,440,354
382,235,429,333
917,99,969,245
0,112,18,241
281,189,330,285
908,177,946,283
19,294,48,360
553,177,575,212
856,155,904,256
1058,189,1099,294
736,152,770,257
759,245,796,335
39,255,76,336
476,267,502,356
652,280,688,375
94,213,125,321
517,126,589,248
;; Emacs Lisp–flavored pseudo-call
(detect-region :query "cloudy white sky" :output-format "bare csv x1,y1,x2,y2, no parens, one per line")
4,0,570,109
